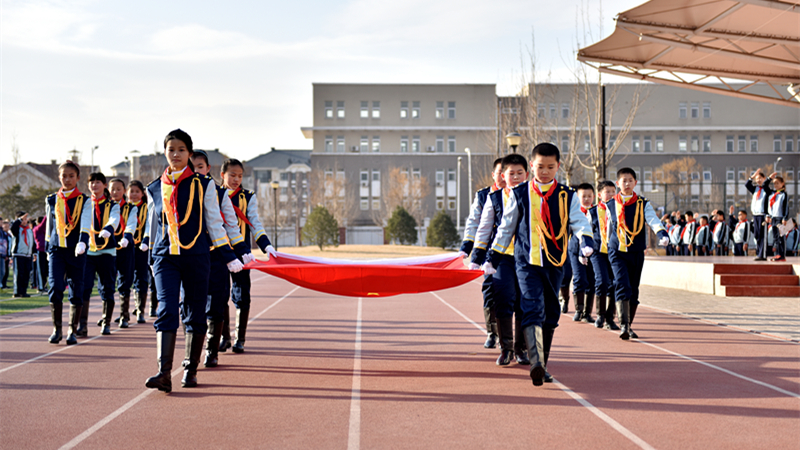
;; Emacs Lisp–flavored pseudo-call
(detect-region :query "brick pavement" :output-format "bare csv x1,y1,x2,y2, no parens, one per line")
638,285,800,342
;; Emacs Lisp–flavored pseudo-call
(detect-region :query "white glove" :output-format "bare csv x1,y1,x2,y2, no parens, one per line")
99,229,111,239
658,237,669,247
139,243,149,252
580,247,594,258
266,245,277,256
227,259,244,273
118,238,129,248
458,251,467,259
579,256,588,266
481,261,496,276
241,253,256,264
75,242,86,256
468,262,481,271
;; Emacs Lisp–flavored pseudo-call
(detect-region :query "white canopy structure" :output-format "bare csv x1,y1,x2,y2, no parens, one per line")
577,0,800,107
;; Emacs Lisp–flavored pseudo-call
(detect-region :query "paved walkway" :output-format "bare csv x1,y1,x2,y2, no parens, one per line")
638,285,800,342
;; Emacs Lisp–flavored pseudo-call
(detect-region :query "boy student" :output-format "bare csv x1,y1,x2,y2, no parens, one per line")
694,216,711,256
766,175,788,262
484,143,594,386
668,217,681,256
591,180,619,330
729,207,751,256
605,168,669,340
785,221,798,257
712,211,729,256
459,157,503,349
472,154,530,366
10,212,36,298
745,169,774,261
680,211,696,256
569,183,596,323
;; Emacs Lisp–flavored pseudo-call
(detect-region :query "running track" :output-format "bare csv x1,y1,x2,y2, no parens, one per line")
1,274,798,449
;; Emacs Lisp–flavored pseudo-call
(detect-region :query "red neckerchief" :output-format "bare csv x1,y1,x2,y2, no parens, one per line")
21,225,29,246
59,188,82,227
92,195,106,230
713,222,723,234
161,167,195,229
755,186,762,200
680,219,695,240
228,187,254,228
770,189,784,208
580,206,590,215
614,192,638,233
491,182,501,192
531,180,560,250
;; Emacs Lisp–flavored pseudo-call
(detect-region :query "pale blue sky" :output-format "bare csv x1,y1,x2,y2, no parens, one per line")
1,0,637,171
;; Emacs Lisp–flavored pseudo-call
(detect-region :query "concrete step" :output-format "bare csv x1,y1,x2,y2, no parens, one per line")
717,274,800,286
719,285,800,297
713,264,794,275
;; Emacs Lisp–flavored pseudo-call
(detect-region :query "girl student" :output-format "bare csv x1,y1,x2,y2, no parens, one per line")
220,158,275,354
78,172,121,337
44,161,92,345
144,129,244,393
106,178,138,328
127,180,151,324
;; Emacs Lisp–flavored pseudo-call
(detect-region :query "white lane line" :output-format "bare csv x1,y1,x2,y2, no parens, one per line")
58,283,299,449
0,317,49,332
347,297,363,450
431,292,657,450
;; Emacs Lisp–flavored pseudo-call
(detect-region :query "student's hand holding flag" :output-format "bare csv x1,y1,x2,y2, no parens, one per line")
227,259,244,273
481,261,496,276
468,262,481,271
241,253,256,264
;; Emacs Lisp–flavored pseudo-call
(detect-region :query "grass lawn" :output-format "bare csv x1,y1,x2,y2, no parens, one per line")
0,287,99,316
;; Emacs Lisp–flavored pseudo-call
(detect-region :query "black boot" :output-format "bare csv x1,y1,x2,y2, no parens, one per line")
629,303,639,339
204,319,224,368
66,304,81,345
232,307,249,353
134,291,147,324
617,301,631,340
149,296,158,317
573,292,585,322
522,325,545,386
101,300,114,335
594,295,606,328
582,293,595,323
219,306,232,352
119,293,130,328
145,331,176,393
559,287,570,314
77,299,89,337
514,316,530,365
495,316,514,366
542,327,555,383
605,295,620,330
182,331,205,387
48,303,63,344
483,307,497,349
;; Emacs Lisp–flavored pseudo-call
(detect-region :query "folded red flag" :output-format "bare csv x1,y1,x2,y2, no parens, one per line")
244,252,481,297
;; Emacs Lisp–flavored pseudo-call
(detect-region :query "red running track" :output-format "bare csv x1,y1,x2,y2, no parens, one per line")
1,273,798,449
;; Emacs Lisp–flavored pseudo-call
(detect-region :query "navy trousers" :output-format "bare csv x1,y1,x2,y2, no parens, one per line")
131,247,150,295
569,252,595,294
48,248,86,306
770,217,785,259
561,258,572,290
733,243,746,256
231,269,252,309
37,250,49,291
608,249,645,306
115,246,135,296
590,251,612,298
206,249,231,322
13,256,32,296
481,275,494,309
82,253,117,305
492,254,522,320
753,216,765,258
152,253,210,333
515,261,563,330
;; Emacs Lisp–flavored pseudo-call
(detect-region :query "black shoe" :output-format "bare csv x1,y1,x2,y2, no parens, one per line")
204,319,223,368
594,315,605,328
97,319,103,327
581,313,594,323
145,331,176,393
101,325,111,335
629,329,639,339
605,319,620,331
754,257,766,261
572,311,582,321
48,328,62,344
204,350,218,368
181,332,204,387
114,317,120,324
515,350,530,365
119,318,129,329
145,371,173,393
483,333,497,349
149,310,157,318
619,326,630,340
75,325,88,338
137,313,146,324
232,340,245,354
219,337,232,353
560,300,568,314
544,369,553,383
496,349,513,366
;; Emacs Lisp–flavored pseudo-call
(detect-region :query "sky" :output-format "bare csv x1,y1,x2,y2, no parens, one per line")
0,0,639,172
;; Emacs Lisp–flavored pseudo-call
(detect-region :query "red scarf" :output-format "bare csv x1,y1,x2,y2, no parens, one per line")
614,193,638,232
713,221,722,234
770,189,784,208
21,225,29,246
531,180,559,250
491,182,501,192
755,186,763,200
580,206,588,215
228,187,254,228
92,195,106,229
58,188,82,227
161,167,195,228
680,219,695,240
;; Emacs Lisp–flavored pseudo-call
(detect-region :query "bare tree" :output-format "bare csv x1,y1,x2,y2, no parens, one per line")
11,132,20,165
307,162,356,228
655,157,703,212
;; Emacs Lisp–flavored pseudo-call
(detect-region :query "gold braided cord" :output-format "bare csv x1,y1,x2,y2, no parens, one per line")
133,203,147,244
617,199,644,248
56,195,84,237
237,191,248,237
531,190,569,267
90,202,112,250
115,204,129,237
161,177,204,250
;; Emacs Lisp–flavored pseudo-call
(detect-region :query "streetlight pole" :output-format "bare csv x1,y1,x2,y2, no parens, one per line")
775,156,783,174
505,132,522,154
90,145,99,172
457,156,462,230
464,147,472,194
271,181,280,250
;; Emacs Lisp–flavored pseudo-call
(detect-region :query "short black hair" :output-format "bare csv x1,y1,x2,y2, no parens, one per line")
128,180,146,198
684,210,694,216
500,154,528,172
59,160,80,177
716,210,726,218
221,158,244,173
16,211,26,218
738,210,747,216
668,217,677,225
164,129,193,152
616,167,637,180
597,180,616,192
191,150,209,166
576,182,595,193
492,157,503,170
531,142,560,163
88,172,107,184
700,215,708,222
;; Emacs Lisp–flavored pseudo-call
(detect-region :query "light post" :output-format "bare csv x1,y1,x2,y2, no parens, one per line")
775,156,783,174
505,132,522,153
271,180,280,250
457,156,462,229
90,145,99,171
464,147,472,194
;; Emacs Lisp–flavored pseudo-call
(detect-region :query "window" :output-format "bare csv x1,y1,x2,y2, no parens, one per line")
360,170,369,210
435,170,445,210
412,101,420,118
656,136,664,152
726,135,734,153
726,167,735,182
448,136,456,153
750,136,758,153
371,136,380,152
787,136,794,152
738,136,746,153
360,101,369,118
372,101,380,118
644,167,653,191
400,136,408,153
412,136,420,153
549,103,556,118
336,136,345,153
609,135,617,149
336,170,345,197
703,136,711,153
703,170,712,182
679,136,687,152
538,106,545,118
703,101,711,118
337,101,345,118
562,136,570,153
324,101,333,119
691,136,699,153
360,136,369,153
584,135,590,153
324,136,333,153
435,101,444,119
631,136,640,153
679,102,687,119
561,103,569,119
371,171,381,210
644,136,652,153
436,136,444,153
774,135,782,152
447,169,457,210
448,101,456,119
691,102,699,118
400,101,408,119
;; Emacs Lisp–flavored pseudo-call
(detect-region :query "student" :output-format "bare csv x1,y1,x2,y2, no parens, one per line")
459,157,502,349
190,151,253,368
34,215,48,294
144,129,243,393
45,161,92,345
0,218,7,290
591,180,619,330
79,172,121,336
729,208,751,256
569,183,596,323
785,221,798,257
766,175,788,262
127,180,151,324
694,216,710,256
746,169,773,261
606,168,669,340
485,143,594,386
108,178,137,328
472,154,530,366
680,211,696,256
712,211,729,256
221,158,275,354
668,217,682,256
559,251,572,314
10,212,36,298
